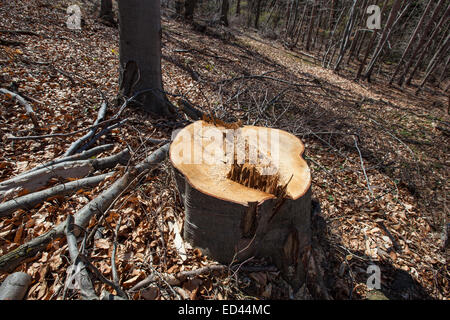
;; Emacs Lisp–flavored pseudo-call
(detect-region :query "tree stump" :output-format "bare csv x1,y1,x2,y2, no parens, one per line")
170,120,312,289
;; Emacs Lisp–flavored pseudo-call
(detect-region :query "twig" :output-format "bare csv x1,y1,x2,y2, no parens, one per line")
353,136,374,198
6,118,117,141
111,216,122,288
0,29,40,36
64,102,108,157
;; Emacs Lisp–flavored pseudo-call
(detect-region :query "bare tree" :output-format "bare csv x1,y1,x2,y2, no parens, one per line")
405,4,450,85
389,0,433,85
363,0,403,82
397,0,446,86
305,0,317,51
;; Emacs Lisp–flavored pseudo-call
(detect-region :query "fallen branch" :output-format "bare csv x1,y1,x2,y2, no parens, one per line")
0,272,31,300
0,172,114,218
0,144,170,272
64,102,108,157
78,119,128,153
0,38,24,46
0,149,130,199
0,30,40,36
0,88,39,129
128,265,227,292
353,136,374,198
64,215,98,300
16,144,114,177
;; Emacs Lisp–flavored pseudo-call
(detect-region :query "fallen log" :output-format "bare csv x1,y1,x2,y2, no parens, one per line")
0,272,31,300
0,172,114,218
170,120,311,289
0,149,130,199
0,88,39,129
0,144,169,273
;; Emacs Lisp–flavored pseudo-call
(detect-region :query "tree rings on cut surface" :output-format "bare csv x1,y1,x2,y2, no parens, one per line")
170,120,312,289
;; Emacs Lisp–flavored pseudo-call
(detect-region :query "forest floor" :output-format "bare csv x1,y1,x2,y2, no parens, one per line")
0,0,448,300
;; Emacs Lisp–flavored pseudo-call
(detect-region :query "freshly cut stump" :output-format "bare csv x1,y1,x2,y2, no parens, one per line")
170,120,312,288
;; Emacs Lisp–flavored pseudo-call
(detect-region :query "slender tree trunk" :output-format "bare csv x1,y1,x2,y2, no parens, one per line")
356,0,388,79
221,0,230,26
406,5,450,85
99,0,114,24
334,0,357,71
346,0,369,64
184,0,198,22
175,0,184,17
312,5,323,50
293,3,308,47
418,34,450,90
363,0,403,81
397,0,446,86
118,0,172,116
288,0,300,38
328,0,335,31
389,0,433,84
305,0,317,51
236,0,241,16
254,0,263,29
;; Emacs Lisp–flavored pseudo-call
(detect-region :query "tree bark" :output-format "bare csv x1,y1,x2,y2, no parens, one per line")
236,0,241,16
118,0,172,116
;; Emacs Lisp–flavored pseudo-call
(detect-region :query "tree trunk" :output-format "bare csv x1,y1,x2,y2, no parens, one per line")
356,0,387,79
175,0,184,17
363,0,402,81
221,0,230,26
184,0,198,22
305,0,317,51
389,0,433,84
236,0,241,16
118,0,172,116
405,4,450,85
397,0,446,86
254,0,263,29
334,0,357,71
99,0,114,23
170,120,312,290
417,33,450,90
